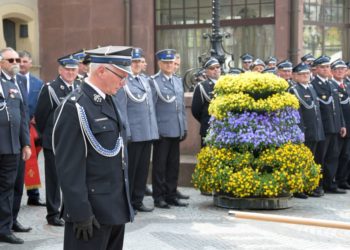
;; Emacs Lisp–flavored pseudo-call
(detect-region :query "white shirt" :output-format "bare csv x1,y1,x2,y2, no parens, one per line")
85,79,106,99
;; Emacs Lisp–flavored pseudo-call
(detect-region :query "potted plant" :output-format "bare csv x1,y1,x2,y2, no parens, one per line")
192,72,321,209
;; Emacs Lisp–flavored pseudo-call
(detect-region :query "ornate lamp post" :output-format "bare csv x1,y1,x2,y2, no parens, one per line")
184,0,231,91
202,0,230,66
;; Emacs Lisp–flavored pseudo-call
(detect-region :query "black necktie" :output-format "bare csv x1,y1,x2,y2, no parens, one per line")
68,86,73,92
106,95,114,108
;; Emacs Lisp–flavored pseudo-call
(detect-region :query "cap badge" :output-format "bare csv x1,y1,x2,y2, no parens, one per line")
93,94,102,103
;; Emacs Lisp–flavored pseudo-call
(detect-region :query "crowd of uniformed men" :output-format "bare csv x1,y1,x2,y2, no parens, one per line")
1,44,350,249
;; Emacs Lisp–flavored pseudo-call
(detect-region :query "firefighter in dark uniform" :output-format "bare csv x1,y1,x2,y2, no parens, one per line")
0,52,31,244
311,55,347,195
150,49,188,209
191,57,221,147
330,59,350,190
35,56,80,227
53,46,134,250
240,53,253,72
290,62,325,198
276,60,294,87
1,47,33,235
72,49,90,80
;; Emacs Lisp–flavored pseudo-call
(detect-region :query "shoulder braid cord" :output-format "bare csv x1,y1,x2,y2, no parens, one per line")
123,84,147,103
199,83,212,103
291,87,316,110
48,85,61,107
151,78,176,103
75,102,124,158
340,97,350,105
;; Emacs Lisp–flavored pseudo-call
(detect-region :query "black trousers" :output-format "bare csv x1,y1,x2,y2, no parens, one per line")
304,141,318,156
152,137,180,202
315,133,340,190
336,136,350,185
127,141,152,208
27,188,40,200
12,158,25,223
0,154,19,235
64,222,125,250
43,148,61,220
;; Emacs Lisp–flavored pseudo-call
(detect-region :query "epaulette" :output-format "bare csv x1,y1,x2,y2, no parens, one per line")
67,89,83,103
151,72,160,79
173,73,182,79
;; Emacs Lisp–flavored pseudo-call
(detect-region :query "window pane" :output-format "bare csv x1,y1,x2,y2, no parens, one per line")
245,4,260,18
222,4,232,20
261,3,274,17
199,7,212,24
156,0,169,9
171,0,183,9
324,26,342,58
303,25,323,57
185,0,197,8
171,9,184,25
156,10,170,25
185,8,198,24
233,4,246,19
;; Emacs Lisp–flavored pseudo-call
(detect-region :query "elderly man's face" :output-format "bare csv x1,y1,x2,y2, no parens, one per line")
102,66,128,95
59,66,78,84
1,50,20,77
277,69,292,80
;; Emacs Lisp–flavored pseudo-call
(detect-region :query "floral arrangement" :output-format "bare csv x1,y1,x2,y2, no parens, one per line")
192,72,321,198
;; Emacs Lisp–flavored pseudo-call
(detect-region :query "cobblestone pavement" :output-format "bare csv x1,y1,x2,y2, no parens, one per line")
1,154,350,249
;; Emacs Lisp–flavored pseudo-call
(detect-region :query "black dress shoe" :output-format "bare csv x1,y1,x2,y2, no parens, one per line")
293,192,308,199
176,190,190,200
309,186,324,197
325,188,347,194
166,198,189,207
145,186,153,196
0,233,24,244
338,183,350,190
12,221,32,232
154,200,170,209
27,198,46,206
134,204,154,212
47,217,65,226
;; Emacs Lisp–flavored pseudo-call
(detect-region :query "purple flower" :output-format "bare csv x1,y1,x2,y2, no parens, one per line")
205,108,304,150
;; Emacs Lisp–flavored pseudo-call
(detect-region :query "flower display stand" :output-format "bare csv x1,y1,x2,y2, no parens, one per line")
213,194,292,210
192,72,321,210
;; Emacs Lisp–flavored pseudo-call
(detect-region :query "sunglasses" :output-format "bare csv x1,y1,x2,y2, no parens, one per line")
4,58,21,63
104,67,126,81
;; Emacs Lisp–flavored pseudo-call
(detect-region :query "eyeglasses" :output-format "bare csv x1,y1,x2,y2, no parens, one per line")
104,67,126,81
4,58,21,63
208,66,221,70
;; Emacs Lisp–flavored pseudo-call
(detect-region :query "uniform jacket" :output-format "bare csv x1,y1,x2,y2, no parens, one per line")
334,79,350,138
191,78,215,137
311,75,345,134
52,82,133,225
0,78,30,154
114,74,158,142
25,73,43,119
1,71,29,122
35,76,80,149
289,83,325,142
149,72,187,138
